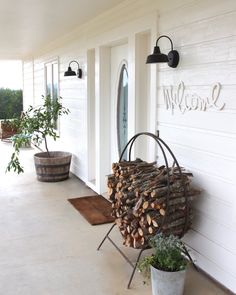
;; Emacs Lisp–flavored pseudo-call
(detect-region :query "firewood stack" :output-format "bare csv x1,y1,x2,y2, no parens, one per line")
107,158,200,249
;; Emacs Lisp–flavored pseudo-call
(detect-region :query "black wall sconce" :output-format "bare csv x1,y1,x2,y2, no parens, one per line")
146,35,179,68
64,60,82,78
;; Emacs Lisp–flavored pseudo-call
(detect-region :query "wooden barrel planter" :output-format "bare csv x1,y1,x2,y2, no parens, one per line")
34,151,72,182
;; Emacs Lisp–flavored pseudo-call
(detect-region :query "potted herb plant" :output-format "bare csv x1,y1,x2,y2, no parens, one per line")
6,95,71,182
138,233,190,295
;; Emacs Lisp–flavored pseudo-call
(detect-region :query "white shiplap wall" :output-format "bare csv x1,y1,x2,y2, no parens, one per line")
31,47,88,181
22,0,236,292
22,39,88,180
157,0,236,292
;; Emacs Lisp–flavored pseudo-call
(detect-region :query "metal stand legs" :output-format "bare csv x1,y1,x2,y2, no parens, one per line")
97,223,146,289
97,223,116,251
126,248,146,289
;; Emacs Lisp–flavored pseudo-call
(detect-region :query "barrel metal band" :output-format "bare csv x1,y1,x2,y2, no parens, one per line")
35,163,70,168
36,172,69,177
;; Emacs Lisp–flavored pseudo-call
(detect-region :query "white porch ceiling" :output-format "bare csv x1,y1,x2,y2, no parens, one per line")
0,0,125,59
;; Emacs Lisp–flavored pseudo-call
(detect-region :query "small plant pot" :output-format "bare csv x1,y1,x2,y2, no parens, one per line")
150,265,186,295
34,151,72,182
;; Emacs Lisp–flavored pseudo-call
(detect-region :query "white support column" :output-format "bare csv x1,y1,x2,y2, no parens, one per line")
94,46,111,194
147,15,158,162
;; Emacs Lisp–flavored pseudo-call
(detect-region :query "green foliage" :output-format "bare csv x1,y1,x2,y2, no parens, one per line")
137,255,154,281
6,95,70,174
7,151,24,174
138,233,189,281
0,88,23,119
149,233,188,272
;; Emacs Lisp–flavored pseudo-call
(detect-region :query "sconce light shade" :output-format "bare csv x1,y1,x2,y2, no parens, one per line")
64,61,82,78
146,35,179,68
146,46,168,64
64,66,76,76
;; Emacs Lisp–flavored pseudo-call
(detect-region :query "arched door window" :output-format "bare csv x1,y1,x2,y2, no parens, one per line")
117,64,128,159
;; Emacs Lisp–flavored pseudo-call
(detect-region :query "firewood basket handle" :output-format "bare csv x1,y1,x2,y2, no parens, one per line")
119,131,181,172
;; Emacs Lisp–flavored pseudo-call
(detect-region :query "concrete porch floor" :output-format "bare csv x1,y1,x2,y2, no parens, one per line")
0,141,231,295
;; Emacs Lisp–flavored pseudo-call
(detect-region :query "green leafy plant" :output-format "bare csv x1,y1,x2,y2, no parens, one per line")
138,233,189,281
6,95,70,174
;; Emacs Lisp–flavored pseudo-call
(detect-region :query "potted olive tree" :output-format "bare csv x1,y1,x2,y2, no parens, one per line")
138,233,190,295
6,95,71,182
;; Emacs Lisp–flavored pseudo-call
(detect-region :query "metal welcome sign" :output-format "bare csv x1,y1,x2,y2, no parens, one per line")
163,81,225,114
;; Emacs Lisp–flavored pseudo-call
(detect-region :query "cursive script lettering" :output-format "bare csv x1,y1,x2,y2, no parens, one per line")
163,81,225,114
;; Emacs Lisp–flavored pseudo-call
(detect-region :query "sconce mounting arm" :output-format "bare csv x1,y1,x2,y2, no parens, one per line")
146,34,179,68
156,35,173,51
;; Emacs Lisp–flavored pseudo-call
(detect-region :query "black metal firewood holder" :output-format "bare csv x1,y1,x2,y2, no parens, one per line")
97,132,195,289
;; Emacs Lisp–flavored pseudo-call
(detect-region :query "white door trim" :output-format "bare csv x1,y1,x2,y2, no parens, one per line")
85,13,158,194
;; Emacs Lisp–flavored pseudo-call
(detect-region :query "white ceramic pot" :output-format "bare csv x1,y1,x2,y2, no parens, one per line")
150,265,186,295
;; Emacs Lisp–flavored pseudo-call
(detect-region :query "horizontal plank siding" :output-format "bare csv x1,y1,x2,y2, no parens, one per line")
184,230,236,292
158,0,236,292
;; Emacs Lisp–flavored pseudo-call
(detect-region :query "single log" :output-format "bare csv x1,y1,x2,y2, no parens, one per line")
152,219,158,228
138,227,144,237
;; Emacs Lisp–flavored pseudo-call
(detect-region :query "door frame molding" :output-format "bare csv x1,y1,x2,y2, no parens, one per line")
86,13,158,194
